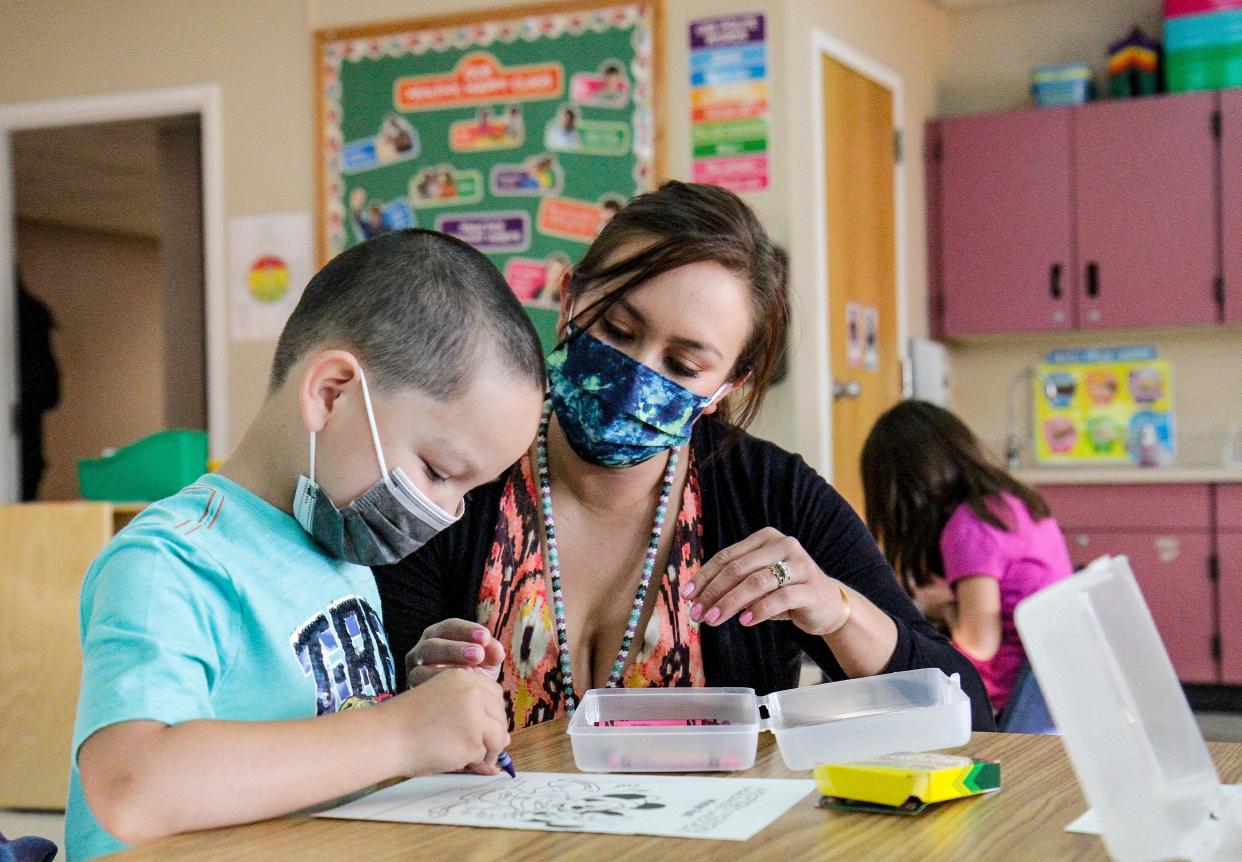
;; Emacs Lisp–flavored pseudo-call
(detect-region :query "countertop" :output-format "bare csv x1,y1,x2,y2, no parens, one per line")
1014,466,1242,485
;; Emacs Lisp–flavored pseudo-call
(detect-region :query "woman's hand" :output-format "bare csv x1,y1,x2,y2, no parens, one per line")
404,619,505,688
682,527,849,636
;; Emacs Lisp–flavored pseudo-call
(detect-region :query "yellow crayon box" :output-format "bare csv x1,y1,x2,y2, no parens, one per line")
814,753,1001,810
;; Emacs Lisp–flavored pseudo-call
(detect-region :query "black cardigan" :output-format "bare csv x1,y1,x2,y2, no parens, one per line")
375,417,995,730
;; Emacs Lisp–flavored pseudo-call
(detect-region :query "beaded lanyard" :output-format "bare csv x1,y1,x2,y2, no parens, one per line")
536,400,680,717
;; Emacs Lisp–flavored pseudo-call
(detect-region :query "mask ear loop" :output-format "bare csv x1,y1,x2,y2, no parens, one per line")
705,380,732,407
355,365,393,489
308,430,317,483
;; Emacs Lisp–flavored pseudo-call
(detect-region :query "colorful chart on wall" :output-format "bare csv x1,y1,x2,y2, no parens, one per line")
315,1,662,350
1032,346,1175,466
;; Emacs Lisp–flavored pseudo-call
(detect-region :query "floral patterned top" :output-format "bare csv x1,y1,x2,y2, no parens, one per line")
477,452,706,729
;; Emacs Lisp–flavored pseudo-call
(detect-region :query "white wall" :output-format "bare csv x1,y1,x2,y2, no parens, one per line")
939,0,1163,116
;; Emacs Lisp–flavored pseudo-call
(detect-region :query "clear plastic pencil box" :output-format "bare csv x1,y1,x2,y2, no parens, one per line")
567,667,971,772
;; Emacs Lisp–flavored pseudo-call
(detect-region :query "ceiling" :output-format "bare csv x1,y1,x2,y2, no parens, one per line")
12,115,196,239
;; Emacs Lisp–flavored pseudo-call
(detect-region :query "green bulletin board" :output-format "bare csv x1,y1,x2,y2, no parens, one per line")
315,1,661,348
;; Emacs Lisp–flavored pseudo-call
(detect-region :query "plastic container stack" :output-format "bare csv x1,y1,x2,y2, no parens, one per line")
1032,63,1094,106
1165,0,1242,92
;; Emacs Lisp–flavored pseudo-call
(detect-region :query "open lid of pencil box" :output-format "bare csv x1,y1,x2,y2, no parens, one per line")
567,667,972,772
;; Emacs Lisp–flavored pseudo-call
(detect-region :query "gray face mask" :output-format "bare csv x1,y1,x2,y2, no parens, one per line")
292,366,462,566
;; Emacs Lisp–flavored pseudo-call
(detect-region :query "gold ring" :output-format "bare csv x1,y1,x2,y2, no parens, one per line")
769,560,792,588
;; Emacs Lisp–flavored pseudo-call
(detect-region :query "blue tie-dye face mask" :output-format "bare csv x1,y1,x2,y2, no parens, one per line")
547,323,729,468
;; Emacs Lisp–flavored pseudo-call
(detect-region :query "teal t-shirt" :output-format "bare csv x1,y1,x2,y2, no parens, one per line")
66,474,396,861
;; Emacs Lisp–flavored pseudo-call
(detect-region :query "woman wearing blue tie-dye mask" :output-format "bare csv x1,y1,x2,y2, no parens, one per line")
377,181,995,732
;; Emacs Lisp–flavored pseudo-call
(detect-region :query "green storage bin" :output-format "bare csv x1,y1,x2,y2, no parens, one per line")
1167,44,1242,90
78,429,209,502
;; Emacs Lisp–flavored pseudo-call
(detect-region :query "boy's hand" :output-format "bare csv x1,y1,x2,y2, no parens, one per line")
386,668,510,777
405,619,504,687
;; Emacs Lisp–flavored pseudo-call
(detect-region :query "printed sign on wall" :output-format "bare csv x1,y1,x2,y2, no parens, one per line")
688,13,769,193
1033,346,1176,466
229,212,313,342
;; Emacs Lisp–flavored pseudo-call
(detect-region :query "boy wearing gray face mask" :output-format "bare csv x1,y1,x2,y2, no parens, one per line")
67,229,546,861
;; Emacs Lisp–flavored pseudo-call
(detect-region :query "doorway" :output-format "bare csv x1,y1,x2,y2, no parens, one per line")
13,117,205,500
0,85,227,504
814,38,906,514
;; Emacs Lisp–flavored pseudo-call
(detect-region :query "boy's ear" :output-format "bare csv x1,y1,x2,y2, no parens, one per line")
298,350,362,433
701,372,750,416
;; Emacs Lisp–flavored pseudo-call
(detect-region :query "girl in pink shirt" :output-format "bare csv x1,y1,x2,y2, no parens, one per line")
860,401,1072,714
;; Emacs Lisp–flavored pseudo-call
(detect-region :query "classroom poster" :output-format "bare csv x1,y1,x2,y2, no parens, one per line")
228,212,313,342
316,3,659,350
1032,346,1175,466
688,13,769,193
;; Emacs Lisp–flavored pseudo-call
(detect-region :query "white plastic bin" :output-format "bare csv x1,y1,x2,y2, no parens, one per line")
1016,555,1242,862
568,668,971,773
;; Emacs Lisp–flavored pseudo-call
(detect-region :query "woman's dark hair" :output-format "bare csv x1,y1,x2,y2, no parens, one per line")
565,180,788,437
860,400,1050,592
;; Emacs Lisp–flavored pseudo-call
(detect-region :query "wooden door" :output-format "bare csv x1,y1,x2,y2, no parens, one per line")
1222,88,1242,323
1063,528,1217,683
822,54,901,515
0,502,115,808
936,108,1075,335
1075,93,1219,329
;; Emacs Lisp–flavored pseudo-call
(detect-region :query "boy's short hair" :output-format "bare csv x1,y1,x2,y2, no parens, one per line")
270,229,545,398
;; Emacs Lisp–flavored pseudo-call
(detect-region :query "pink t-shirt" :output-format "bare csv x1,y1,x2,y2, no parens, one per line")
940,492,1072,712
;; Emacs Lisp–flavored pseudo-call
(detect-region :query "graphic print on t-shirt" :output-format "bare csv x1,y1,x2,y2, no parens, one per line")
291,596,396,715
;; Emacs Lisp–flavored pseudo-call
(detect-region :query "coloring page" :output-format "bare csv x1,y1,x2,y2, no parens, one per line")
316,772,815,841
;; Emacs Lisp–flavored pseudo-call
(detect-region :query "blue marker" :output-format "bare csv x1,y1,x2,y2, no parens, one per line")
497,750,516,779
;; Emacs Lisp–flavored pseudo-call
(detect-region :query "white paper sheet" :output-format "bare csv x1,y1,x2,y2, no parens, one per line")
316,772,816,841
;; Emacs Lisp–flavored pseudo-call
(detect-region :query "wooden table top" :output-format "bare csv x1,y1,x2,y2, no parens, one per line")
110,722,1242,861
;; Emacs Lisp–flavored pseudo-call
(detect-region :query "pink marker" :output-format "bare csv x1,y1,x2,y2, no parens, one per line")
594,719,730,727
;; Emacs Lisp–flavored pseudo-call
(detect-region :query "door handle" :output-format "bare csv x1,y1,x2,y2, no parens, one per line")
833,379,861,401
1086,261,1100,298
1050,263,1063,300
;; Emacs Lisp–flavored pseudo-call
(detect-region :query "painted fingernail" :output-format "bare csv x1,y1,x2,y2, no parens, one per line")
740,610,754,625
705,607,722,625
464,646,483,661
471,628,489,643
680,582,696,598
690,603,704,622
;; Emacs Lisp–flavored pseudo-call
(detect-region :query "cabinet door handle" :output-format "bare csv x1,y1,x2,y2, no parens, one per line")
1050,263,1063,300
1086,261,1100,298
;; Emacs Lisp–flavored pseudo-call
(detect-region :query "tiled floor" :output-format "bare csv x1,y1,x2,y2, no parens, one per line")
6,712,1242,857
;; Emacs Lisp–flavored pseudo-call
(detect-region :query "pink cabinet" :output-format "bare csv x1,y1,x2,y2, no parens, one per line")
1075,93,1220,329
932,91,1226,336
1061,528,1217,683
934,109,1075,335
1219,533,1242,684
1216,483,1242,531
1041,483,1218,683
1040,483,1211,532
1224,88,1242,323
1216,484,1242,684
